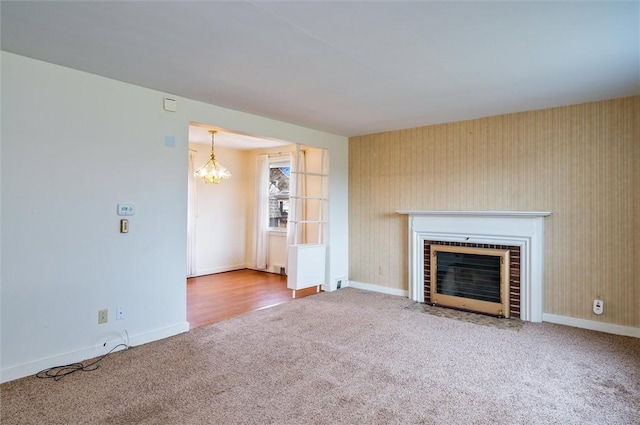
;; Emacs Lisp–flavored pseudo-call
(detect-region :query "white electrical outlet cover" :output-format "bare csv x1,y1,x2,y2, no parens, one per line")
593,299,603,315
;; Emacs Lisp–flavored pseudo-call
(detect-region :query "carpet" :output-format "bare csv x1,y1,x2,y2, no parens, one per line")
2,288,639,424
404,302,524,331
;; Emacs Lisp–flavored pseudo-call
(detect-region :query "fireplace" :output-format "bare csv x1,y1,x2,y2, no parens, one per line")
398,210,551,322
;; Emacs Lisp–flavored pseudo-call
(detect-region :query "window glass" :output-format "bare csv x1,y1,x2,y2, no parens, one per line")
269,162,290,229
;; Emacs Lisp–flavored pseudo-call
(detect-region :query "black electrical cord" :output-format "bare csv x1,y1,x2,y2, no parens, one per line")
36,343,129,381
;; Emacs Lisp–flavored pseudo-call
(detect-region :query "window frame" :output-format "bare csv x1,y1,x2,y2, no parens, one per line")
267,159,291,231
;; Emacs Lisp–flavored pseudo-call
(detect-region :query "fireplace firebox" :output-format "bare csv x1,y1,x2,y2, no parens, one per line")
429,245,510,317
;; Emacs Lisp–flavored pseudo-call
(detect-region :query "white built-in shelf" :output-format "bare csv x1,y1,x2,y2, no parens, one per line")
287,146,329,296
290,196,327,200
289,220,328,224
291,171,329,177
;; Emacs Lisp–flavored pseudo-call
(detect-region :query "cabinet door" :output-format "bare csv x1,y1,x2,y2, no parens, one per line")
287,244,326,290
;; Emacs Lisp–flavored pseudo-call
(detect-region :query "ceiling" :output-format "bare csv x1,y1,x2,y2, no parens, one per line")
189,124,291,150
2,1,638,137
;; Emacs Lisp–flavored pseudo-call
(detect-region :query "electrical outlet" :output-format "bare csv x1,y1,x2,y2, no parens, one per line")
593,299,604,315
116,306,125,321
98,309,108,324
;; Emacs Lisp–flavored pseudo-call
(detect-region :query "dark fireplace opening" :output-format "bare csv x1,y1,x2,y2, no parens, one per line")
436,252,501,303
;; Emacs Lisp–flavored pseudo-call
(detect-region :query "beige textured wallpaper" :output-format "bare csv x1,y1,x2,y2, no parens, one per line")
349,96,639,328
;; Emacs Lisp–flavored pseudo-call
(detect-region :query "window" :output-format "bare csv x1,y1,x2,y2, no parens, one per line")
268,161,290,229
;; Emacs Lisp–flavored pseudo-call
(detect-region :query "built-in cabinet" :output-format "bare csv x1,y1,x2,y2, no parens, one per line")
287,146,329,296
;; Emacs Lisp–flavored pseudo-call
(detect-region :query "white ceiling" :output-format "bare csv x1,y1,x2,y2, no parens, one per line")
2,1,638,137
189,124,291,150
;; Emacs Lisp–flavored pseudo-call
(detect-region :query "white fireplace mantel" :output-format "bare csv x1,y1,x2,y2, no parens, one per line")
397,210,552,322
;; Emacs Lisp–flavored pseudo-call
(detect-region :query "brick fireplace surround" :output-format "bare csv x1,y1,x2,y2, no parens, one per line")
424,240,521,318
397,211,551,322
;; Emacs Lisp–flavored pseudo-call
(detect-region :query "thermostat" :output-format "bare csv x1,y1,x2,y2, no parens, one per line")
117,204,135,216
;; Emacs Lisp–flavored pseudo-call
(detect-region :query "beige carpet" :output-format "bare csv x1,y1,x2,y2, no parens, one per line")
404,302,525,331
2,288,639,424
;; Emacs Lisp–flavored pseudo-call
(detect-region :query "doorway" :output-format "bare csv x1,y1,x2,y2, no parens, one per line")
186,124,326,325
187,124,292,278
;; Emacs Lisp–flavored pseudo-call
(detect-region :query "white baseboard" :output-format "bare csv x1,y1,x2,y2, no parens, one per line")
253,264,287,275
128,322,191,346
543,313,639,338
344,282,638,338
0,322,190,384
346,280,408,297
188,264,246,277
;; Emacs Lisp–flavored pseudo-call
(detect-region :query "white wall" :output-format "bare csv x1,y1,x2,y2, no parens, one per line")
0,52,349,382
267,231,288,273
188,143,249,276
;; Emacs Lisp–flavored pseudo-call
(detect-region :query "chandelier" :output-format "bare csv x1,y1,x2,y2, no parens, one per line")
195,130,232,184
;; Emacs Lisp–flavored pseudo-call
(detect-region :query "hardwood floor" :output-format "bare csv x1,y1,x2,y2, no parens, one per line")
187,269,321,329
